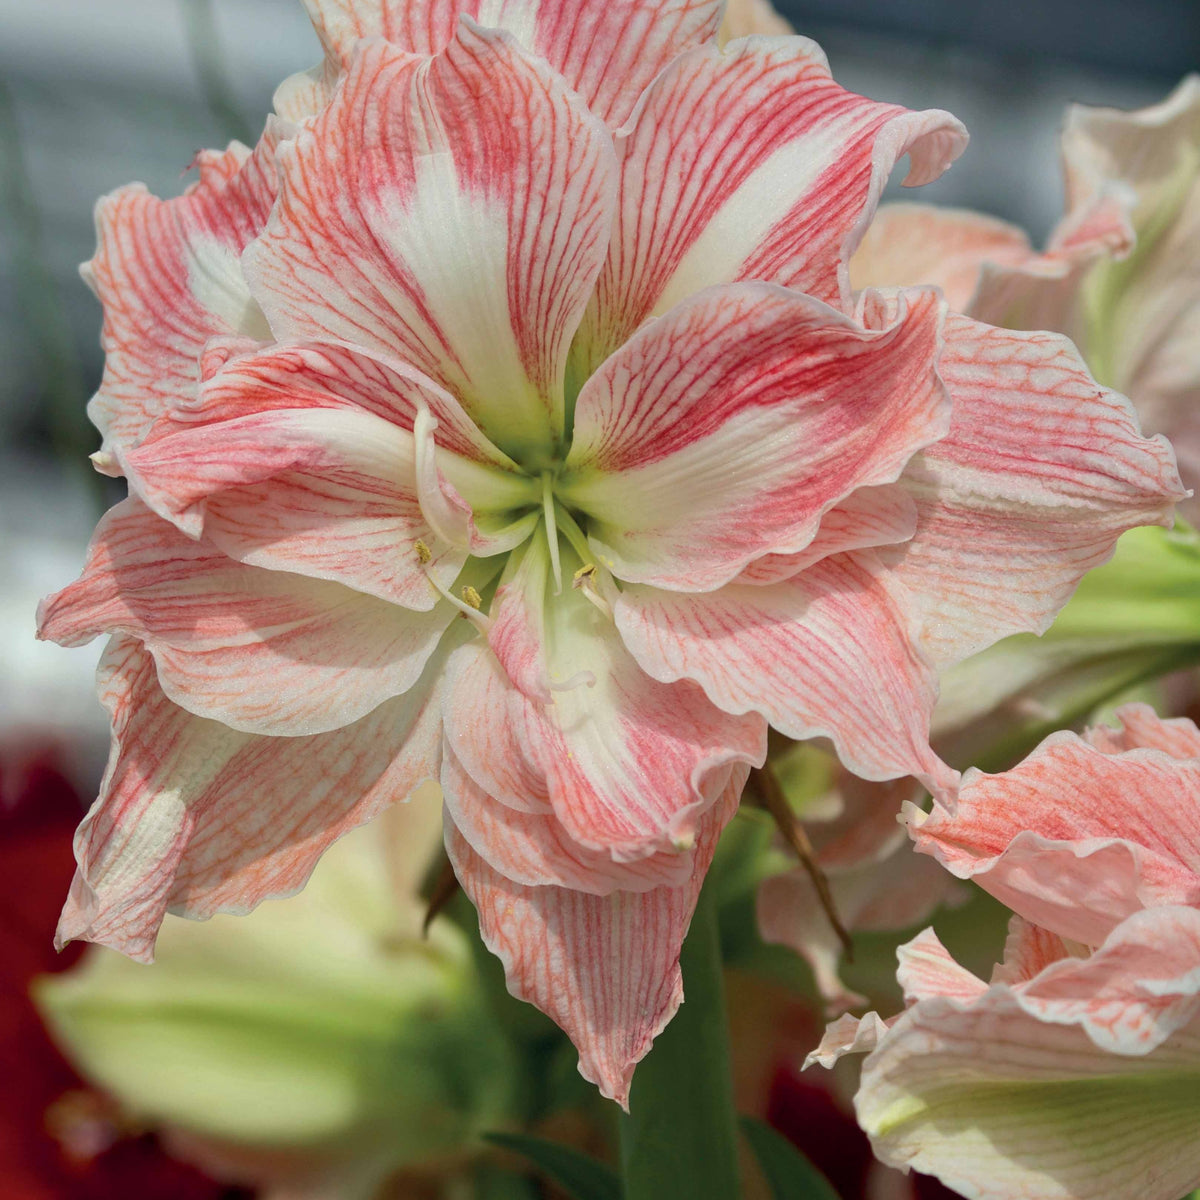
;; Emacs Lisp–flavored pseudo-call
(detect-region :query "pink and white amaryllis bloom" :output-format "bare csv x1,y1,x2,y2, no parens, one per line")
37,2,1183,1103
810,704,1200,1200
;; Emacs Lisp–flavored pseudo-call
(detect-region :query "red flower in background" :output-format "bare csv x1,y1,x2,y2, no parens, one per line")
0,747,242,1200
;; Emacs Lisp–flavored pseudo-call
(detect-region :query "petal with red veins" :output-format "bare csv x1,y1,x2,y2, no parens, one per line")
906,726,1200,945
444,545,766,860
123,407,468,607
848,202,1036,312
300,0,723,127
561,285,948,592
153,338,515,469
803,1011,891,1070
736,485,918,585
84,122,281,459
440,748,695,894
574,37,966,370
58,634,447,963
854,989,1200,1200
882,312,1184,669
36,500,454,737
1086,701,1200,757
616,552,954,791
1012,906,1200,1055
990,915,1074,987
243,28,616,462
445,772,742,1106
894,928,987,1005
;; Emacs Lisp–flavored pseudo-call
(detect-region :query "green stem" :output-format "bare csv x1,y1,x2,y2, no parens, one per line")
618,878,741,1200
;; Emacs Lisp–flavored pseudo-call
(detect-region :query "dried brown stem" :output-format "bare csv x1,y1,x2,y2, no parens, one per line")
749,764,854,961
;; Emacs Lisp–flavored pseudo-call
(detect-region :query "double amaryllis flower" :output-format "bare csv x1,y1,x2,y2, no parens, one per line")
38,0,1184,1103
813,704,1200,1200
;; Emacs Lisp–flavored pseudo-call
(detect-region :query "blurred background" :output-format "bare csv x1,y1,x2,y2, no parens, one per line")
0,1,1197,1197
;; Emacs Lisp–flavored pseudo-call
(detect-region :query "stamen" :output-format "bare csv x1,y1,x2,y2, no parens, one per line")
571,560,614,620
414,542,491,633
541,471,563,595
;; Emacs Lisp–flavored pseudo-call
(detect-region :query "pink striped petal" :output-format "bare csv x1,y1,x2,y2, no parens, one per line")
849,202,1036,312
440,748,696,894
1012,907,1200,1054
444,553,766,860
152,338,515,468
36,500,455,736
854,986,1200,1200
883,312,1184,668
991,915,1075,987
574,37,966,371
907,718,1200,945
561,285,948,591
123,407,469,608
1086,701,1200,757
895,928,988,1005
300,0,722,127
243,28,616,462
736,485,918,586
83,121,282,460
615,552,954,791
59,635,445,962
444,772,741,1106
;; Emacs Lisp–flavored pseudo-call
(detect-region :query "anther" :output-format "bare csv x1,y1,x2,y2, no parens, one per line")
461,585,483,610
415,539,432,565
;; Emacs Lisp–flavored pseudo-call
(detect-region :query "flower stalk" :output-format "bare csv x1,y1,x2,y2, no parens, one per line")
618,877,742,1200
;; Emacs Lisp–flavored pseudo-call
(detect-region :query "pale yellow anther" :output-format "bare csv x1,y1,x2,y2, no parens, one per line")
461,585,483,610
415,539,432,565
572,563,597,587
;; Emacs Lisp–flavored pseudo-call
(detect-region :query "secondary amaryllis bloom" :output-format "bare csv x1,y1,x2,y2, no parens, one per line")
809,705,1200,1200
809,916,1200,1200
907,703,1200,943
853,74,1200,518
38,1,1184,1103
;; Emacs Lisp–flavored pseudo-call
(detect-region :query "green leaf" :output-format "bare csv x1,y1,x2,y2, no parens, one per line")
739,1115,840,1200
482,1131,622,1200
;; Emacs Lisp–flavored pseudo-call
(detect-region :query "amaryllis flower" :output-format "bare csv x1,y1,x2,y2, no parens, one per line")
809,916,1200,1200
38,1,1183,1104
809,705,1200,1200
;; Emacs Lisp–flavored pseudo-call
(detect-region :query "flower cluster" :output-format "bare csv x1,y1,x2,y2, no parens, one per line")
39,0,1183,1106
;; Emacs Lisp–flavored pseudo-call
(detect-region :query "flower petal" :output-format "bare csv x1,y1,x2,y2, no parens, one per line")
36,500,454,736
735,485,918,586
57,635,446,962
561,284,948,592
123,406,469,608
894,928,987,1005
1086,700,1200,757
300,0,723,127
574,37,966,370
906,724,1200,945
848,201,1036,312
883,312,1184,669
83,122,281,460
243,27,616,462
855,990,1200,1200
615,552,954,790
1013,906,1200,1055
444,544,766,860
444,772,741,1106
440,747,696,894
